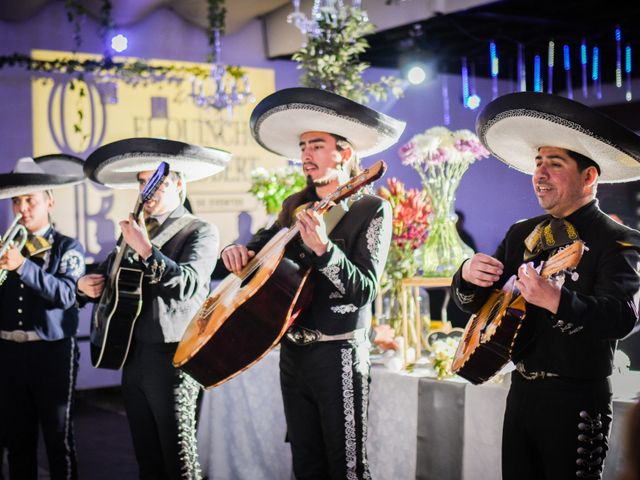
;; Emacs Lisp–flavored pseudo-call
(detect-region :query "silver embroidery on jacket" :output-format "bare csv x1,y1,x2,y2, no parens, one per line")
332,304,358,314
366,217,383,262
456,288,475,304
329,291,344,299
320,265,346,295
148,259,166,284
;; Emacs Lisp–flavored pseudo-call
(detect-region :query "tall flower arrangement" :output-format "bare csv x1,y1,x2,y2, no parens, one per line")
399,127,490,277
377,178,431,335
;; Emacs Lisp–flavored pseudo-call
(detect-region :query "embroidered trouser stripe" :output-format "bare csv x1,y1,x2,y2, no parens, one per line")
280,341,372,480
122,342,203,480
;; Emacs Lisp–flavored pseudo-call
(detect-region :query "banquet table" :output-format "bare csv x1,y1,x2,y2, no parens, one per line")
197,349,636,480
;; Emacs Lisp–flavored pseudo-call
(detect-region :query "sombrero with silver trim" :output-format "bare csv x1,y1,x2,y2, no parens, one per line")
250,87,406,159
0,154,85,200
476,92,640,183
85,137,232,189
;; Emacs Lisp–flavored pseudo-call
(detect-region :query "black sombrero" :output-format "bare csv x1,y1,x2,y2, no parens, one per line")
0,155,85,200
476,92,640,183
85,137,232,189
250,87,406,159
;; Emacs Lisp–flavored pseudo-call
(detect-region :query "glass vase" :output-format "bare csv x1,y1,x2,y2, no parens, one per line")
420,178,473,277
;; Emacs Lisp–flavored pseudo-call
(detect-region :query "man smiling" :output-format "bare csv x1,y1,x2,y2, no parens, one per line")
452,92,640,480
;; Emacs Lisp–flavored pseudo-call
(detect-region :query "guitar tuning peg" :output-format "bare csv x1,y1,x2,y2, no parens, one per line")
571,271,580,282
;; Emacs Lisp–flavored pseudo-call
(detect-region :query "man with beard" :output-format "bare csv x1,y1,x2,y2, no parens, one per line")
221,88,405,479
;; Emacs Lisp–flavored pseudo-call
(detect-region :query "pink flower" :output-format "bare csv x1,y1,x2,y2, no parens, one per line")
398,142,421,166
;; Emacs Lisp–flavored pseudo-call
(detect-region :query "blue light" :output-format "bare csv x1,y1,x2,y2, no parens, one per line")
490,41,498,77
626,45,632,74
615,27,621,42
581,42,587,65
111,34,128,53
534,55,542,92
461,57,469,105
563,44,570,71
592,46,599,80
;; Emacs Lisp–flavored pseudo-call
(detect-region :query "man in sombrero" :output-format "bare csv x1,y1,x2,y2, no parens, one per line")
77,138,230,479
221,87,405,479
0,154,85,479
452,92,640,480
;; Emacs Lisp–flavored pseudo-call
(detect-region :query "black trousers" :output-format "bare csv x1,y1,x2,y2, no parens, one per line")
502,373,612,480
0,337,79,480
121,341,202,480
280,340,372,480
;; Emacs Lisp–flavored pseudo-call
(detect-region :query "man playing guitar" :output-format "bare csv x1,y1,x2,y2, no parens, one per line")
78,138,229,479
452,93,640,480
221,88,405,479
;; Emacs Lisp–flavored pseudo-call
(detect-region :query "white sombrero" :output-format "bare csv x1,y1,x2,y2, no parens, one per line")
476,92,640,183
84,137,232,189
250,87,406,159
0,154,85,200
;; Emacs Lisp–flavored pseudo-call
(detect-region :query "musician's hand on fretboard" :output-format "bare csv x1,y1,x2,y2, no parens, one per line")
120,213,153,260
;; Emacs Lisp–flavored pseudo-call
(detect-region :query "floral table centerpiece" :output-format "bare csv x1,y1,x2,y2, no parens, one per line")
377,178,431,341
249,165,306,218
399,127,490,277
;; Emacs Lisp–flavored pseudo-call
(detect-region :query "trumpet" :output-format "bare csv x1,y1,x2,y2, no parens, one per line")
0,213,29,285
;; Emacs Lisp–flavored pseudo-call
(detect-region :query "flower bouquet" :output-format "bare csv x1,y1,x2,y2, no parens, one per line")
377,178,431,342
249,165,306,216
429,337,459,380
399,127,490,277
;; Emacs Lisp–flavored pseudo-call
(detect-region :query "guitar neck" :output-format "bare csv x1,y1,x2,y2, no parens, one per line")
107,195,145,282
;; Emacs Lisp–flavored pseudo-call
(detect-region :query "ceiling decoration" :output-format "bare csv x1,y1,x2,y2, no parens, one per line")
0,0,291,35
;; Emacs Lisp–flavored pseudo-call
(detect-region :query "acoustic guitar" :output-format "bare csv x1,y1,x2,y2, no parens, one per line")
173,161,387,388
451,240,585,384
91,161,170,369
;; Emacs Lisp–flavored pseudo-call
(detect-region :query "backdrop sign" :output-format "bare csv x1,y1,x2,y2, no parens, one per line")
31,49,285,262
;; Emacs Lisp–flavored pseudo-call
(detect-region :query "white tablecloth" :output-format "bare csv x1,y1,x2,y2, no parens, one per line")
197,350,636,480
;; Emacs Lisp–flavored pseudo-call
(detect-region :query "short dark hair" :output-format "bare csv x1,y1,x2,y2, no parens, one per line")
566,149,601,175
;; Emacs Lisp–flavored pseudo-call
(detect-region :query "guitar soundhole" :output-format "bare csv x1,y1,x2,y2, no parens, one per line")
239,269,258,289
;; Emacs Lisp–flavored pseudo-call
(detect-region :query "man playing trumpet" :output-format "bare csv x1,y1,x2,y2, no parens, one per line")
0,155,85,479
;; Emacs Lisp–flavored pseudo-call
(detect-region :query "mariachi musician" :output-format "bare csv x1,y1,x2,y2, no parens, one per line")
452,93,640,480
220,88,405,479
77,138,230,479
0,155,85,479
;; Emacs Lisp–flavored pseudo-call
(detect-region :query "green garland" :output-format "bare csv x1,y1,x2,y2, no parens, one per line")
292,6,403,104
64,0,85,52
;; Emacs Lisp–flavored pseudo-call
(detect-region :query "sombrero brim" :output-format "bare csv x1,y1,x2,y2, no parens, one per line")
0,153,85,200
476,92,640,183
85,138,232,189
36,153,85,177
250,88,406,159
0,173,85,200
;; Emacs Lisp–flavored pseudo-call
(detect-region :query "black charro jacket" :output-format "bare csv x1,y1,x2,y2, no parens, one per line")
452,200,640,379
241,186,392,336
